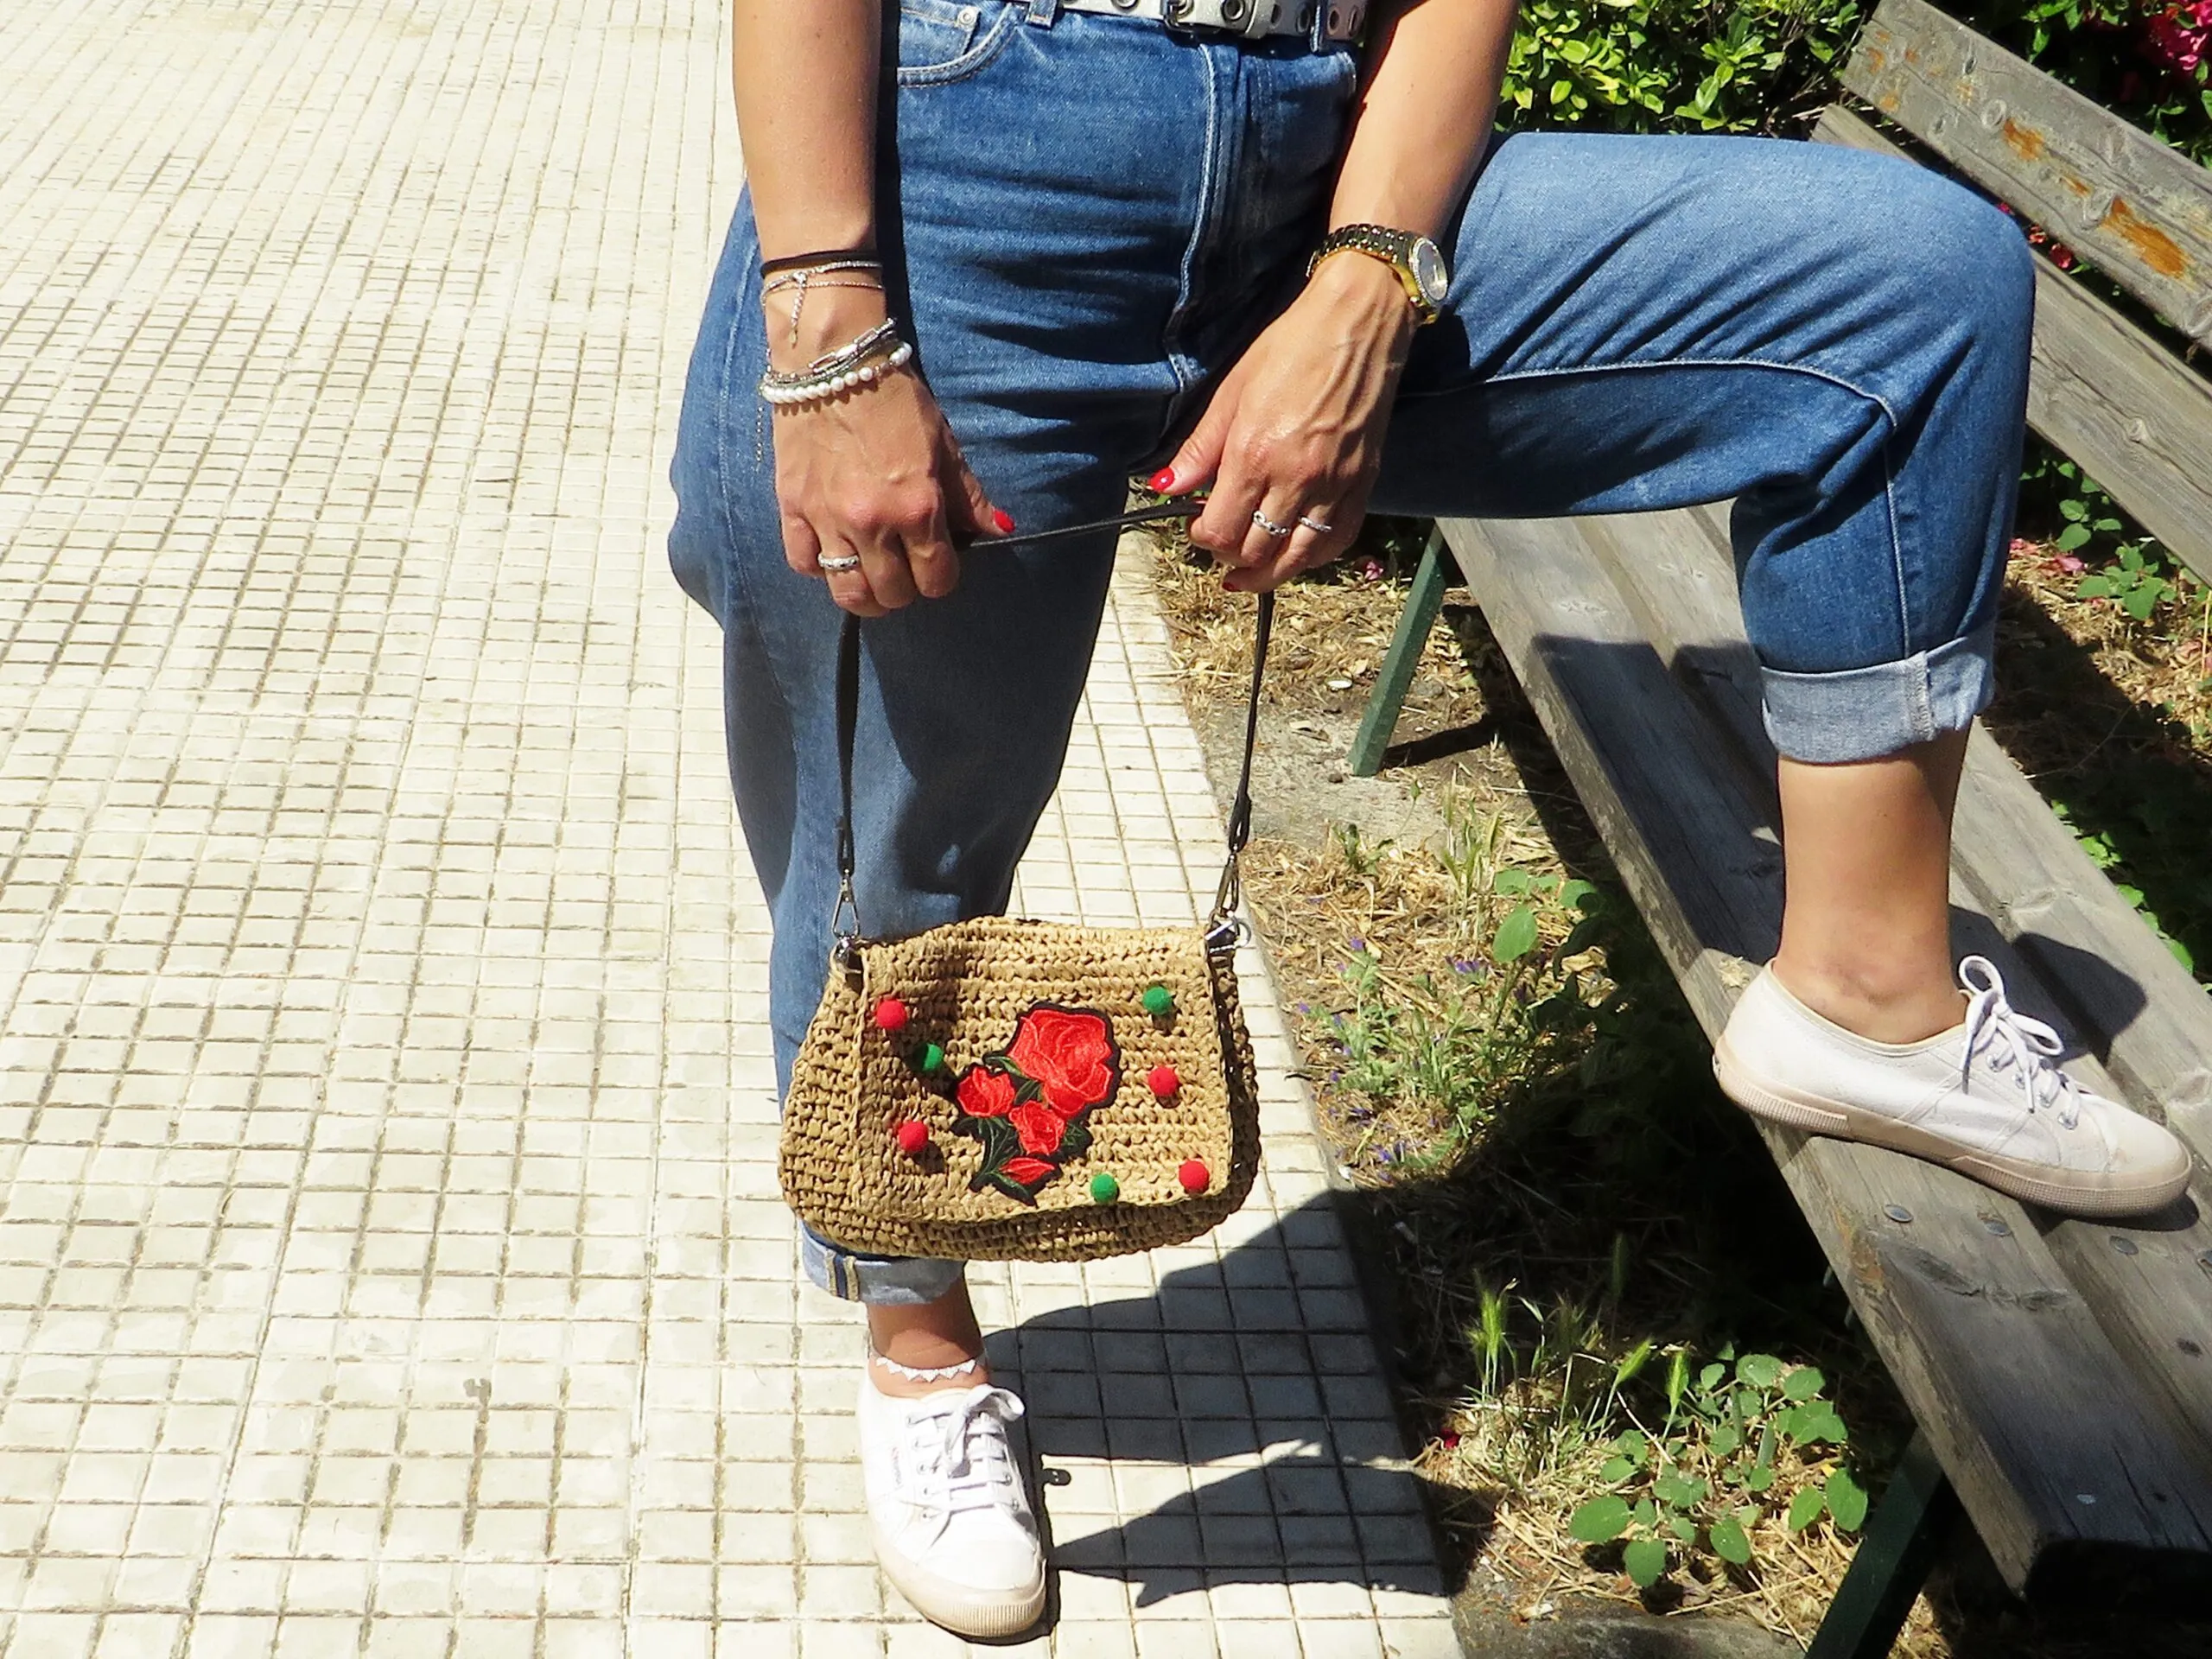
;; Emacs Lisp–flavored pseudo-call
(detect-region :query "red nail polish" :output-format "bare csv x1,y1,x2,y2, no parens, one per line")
992,507,1015,534
1147,467,1176,492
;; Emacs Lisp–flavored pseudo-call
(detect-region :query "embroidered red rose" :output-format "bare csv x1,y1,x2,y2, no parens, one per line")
948,1001,1122,1202
1010,1102,1066,1155
955,1065,1017,1119
1007,1006,1119,1116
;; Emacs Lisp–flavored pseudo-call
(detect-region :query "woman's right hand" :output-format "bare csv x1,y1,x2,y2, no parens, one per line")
771,285,1011,618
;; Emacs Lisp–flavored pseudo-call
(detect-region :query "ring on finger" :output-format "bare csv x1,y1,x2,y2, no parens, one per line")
818,552,863,573
1251,509,1295,540
1297,514,1332,535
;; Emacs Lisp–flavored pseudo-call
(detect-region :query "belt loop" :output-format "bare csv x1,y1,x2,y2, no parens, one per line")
1027,0,1058,26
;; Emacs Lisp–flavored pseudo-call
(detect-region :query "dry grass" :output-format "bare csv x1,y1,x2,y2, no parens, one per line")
1987,541,2212,977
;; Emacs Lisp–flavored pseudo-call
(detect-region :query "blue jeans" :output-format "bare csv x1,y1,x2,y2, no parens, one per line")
668,0,2033,1304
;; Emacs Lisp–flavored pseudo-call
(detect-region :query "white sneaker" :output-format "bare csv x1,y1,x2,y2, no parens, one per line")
1714,956,2193,1218
857,1378,1046,1637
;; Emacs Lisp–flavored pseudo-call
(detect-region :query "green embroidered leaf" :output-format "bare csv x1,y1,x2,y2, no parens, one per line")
982,1170,1042,1205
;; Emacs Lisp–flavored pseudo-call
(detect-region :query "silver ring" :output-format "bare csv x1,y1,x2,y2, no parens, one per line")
1251,509,1294,539
817,553,863,574
1297,515,1332,534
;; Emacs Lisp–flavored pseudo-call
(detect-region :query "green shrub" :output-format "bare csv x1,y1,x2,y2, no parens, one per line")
1500,0,2212,166
1501,0,1865,134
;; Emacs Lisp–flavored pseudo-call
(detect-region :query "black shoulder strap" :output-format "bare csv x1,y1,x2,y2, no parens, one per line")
831,513,1269,953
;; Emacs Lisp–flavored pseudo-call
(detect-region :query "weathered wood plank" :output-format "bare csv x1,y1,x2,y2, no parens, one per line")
1841,0,2212,345
1567,501,2212,1508
1442,512,2212,1589
1815,105,2212,590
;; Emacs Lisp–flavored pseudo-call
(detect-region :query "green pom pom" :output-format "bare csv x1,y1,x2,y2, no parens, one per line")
1089,1173,1121,1204
1141,983,1175,1017
911,1041,945,1076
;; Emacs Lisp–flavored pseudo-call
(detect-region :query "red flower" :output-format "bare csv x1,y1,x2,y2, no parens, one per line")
949,1002,1122,1201
955,1065,1017,1118
1007,1005,1119,1116
1010,1101,1066,1155
1001,1155,1058,1187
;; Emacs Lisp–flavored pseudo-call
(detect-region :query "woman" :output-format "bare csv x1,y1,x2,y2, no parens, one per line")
669,0,2193,1635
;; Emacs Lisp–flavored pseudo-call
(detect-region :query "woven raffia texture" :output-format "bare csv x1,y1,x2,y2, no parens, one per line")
780,917,1261,1262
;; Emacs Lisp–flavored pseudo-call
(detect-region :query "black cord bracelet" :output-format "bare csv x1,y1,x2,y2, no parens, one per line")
760,246,880,277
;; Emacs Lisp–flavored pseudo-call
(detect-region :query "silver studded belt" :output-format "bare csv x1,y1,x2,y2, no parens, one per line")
1058,0,1366,45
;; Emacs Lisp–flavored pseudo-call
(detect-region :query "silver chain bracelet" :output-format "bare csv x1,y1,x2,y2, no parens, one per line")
758,319,914,409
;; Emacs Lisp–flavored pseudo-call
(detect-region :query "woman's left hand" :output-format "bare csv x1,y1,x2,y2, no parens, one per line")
1154,251,1420,591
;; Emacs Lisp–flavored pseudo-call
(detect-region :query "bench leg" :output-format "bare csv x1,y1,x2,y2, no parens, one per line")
1347,525,1448,778
1804,1431,1958,1659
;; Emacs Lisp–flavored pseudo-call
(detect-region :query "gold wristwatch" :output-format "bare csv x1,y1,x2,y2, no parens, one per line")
1307,223,1450,325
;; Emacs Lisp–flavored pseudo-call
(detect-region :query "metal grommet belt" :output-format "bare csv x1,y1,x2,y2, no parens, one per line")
1058,0,1364,43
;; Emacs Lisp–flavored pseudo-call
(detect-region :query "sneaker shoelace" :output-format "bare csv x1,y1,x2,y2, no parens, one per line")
1957,955,2082,1130
894,1384,1026,1543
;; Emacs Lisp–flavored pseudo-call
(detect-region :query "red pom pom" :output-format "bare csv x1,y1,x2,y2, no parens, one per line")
874,997,909,1033
1147,1064,1180,1098
895,1120,930,1155
1177,1158,1210,1195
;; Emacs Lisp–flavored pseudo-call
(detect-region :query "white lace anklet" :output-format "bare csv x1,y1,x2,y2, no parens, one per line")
868,1342,985,1383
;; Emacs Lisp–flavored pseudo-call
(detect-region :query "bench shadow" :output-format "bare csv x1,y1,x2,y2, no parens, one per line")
983,1194,1480,1611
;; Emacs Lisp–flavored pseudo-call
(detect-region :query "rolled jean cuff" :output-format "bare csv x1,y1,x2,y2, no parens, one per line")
800,1224,964,1305
1759,621,1995,764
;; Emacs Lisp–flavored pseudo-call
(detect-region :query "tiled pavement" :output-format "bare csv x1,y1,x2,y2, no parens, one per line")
0,1,1461,1653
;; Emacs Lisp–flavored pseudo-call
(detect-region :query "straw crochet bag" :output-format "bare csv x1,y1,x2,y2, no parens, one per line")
779,557,1272,1263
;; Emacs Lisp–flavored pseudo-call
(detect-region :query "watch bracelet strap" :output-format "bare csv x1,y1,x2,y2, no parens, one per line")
832,506,1273,941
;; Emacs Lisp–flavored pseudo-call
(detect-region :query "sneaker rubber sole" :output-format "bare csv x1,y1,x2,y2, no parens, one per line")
1712,1041,2192,1219
871,1517,1046,1639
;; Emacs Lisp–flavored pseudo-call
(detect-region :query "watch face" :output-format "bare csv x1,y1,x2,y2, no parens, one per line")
1409,238,1450,305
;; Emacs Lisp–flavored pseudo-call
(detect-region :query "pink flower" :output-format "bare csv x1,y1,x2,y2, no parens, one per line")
2144,8,2208,76
2052,553,2087,574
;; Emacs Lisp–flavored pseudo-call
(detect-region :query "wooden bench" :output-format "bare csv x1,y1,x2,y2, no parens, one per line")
1350,3,2212,1652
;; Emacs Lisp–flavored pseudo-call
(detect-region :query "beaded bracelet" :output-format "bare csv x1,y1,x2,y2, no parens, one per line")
758,319,914,408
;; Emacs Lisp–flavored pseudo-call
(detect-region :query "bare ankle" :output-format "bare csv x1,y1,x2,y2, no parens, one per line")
1770,956,1963,1045
865,1294,990,1398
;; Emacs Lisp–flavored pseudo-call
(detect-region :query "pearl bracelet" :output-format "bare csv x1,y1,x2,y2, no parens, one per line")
759,320,914,408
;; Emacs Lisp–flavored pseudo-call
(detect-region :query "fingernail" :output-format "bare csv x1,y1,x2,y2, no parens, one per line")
992,507,1015,534
1147,467,1175,493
